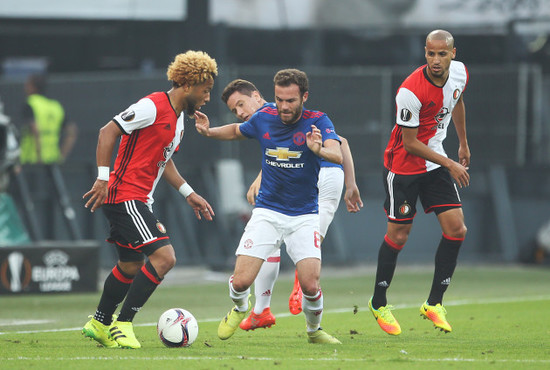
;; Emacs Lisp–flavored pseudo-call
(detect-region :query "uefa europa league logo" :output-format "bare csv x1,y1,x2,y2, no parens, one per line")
8,252,24,292
1,251,31,292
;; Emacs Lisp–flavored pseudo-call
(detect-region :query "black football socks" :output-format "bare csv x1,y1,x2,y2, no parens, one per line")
427,234,463,305
372,237,402,309
94,265,134,325
117,261,163,322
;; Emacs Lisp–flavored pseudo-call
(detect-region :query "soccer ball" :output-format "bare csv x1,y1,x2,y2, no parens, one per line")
157,308,199,347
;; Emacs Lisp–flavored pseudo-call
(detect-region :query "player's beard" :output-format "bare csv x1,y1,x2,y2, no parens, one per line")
185,95,199,115
278,102,303,125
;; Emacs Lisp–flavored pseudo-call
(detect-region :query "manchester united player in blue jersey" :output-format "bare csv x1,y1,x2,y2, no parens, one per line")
221,79,363,332
195,69,343,344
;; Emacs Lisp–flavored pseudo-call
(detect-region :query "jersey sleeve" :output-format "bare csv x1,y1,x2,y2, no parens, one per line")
113,98,157,135
316,114,340,143
238,116,257,139
395,87,422,128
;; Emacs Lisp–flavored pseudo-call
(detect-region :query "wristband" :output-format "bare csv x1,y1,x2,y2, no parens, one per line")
178,183,195,198
97,166,110,181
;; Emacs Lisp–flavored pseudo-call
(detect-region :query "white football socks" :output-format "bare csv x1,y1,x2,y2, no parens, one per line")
228,275,250,312
302,289,323,332
253,260,280,314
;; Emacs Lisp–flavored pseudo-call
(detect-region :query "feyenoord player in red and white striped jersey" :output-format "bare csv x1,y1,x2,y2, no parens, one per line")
384,58,469,175
368,30,471,336
82,51,217,349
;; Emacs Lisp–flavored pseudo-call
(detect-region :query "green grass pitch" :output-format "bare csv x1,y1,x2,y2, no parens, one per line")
1,265,549,369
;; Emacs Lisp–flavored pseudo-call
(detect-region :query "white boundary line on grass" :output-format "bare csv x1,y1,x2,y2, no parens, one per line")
0,319,55,326
3,356,550,364
1,294,549,336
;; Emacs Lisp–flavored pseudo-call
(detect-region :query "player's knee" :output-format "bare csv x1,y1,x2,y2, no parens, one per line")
446,223,467,240
231,281,251,293
148,255,176,278
300,281,320,296
457,224,467,239
150,245,177,275
388,230,409,246
159,255,176,274
231,276,252,292
118,260,145,276
165,255,177,270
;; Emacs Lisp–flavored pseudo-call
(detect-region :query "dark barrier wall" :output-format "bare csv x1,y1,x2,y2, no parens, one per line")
0,65,547,268
0,65,540,170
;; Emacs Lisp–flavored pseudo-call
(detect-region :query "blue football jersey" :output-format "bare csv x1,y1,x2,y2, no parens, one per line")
239,103,340,216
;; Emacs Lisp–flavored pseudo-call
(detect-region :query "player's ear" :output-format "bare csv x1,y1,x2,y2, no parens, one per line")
302,91,309,103
252,91,262,103
451,47,456,59
180,83,191,93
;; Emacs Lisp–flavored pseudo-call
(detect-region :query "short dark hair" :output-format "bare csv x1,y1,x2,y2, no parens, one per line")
273,69,308,96
221,79,262,103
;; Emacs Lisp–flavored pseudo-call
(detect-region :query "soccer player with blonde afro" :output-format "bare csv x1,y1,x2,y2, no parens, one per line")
82,50,217,349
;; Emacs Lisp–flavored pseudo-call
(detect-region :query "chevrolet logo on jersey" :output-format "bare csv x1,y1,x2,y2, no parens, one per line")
265,147,304,169
265,147,302,161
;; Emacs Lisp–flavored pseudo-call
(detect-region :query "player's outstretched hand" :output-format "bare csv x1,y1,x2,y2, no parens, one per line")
448,161,470,188
306,125,322,154
187,192,215,221
344,185,363,213
83,179,108,213
194,111,210,136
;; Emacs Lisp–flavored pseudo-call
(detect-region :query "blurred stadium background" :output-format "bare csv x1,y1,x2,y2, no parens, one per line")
1,0,550,292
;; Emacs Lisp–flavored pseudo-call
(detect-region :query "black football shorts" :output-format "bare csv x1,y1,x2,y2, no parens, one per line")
102,200,171,261
383,167,462,224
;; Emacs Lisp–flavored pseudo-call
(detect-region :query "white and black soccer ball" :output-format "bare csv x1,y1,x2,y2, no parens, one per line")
157,308,199,347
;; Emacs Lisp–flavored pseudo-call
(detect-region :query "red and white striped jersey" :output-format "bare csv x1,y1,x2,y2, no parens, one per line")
384,61,469,175
106,92,185,208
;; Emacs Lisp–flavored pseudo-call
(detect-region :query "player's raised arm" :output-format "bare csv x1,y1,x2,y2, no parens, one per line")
194,111,245,140
307,125,342,165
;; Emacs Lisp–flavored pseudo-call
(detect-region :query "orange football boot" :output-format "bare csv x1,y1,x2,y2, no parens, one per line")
289,269,303,315
368,297,401,335
239,307,276,331
420,302,452,333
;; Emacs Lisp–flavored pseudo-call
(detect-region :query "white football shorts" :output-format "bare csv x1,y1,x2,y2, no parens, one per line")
318,167,344,238
236,207,322,264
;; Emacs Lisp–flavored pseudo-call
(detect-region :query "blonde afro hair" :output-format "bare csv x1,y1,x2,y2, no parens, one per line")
166,50,218,87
